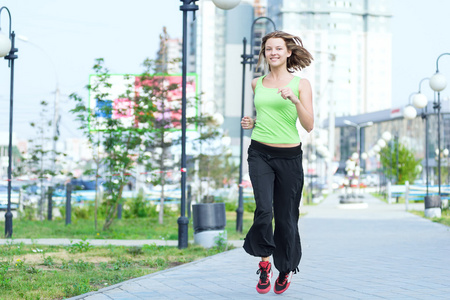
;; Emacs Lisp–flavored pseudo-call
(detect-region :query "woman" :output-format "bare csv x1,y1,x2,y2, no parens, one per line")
240,31,313,295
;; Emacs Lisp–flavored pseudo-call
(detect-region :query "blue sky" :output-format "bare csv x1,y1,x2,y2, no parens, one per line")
0,0,449,140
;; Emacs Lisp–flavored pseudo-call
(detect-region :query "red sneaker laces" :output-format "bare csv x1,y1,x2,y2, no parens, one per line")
256,263,270,283
277,272,289,285
278,268,299,285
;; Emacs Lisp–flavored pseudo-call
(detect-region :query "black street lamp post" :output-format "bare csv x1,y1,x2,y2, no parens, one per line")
178,0,199,249
179,0,241,248
236,17,275,233
413,77,431,197
0,6,18,238
429,53,450,199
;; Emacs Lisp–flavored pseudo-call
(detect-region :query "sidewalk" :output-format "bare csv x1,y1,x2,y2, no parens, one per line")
7,192,450,299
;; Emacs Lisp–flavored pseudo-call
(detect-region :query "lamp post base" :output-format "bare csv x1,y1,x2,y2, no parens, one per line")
236,207,243,233
177,216,189,249
5,210,13,238
424,195,441,218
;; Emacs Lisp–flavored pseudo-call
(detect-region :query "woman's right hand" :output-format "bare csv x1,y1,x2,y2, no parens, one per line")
241,116,255,129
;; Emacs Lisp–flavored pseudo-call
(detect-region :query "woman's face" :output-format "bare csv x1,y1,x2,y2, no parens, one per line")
264,37,291,68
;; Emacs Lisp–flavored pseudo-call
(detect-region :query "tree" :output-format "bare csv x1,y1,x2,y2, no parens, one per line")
18,100,63,220
150,27,182,224
187,112,236,202
379,140,421,185
70,58,159,230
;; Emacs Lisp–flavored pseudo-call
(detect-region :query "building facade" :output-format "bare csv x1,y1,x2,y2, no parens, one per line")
332,100,450,185
267,0,392,119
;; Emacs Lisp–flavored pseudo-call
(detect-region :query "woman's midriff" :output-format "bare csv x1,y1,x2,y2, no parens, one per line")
258,141,301,148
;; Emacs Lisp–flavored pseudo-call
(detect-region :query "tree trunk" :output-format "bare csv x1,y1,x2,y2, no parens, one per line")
102,182,124,231
159,172,165,224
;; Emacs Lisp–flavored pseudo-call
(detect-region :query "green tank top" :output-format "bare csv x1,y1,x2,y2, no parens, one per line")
251,75,301,144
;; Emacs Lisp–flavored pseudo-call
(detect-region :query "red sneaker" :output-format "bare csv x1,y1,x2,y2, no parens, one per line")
256,261,273,294
274,271,293,294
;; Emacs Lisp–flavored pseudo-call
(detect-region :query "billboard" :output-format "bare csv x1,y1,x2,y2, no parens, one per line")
88,73,198,132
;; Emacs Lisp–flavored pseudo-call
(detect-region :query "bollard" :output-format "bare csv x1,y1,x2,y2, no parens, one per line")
404,181,409,211
47,187,53,221
387,182,392,204
117,203,122,219
66,183,72,225
187,184,192,219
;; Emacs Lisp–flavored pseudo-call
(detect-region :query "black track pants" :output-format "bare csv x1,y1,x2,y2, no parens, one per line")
243,140,304,273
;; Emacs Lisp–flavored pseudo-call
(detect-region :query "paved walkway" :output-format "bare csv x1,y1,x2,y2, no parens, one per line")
7,192,450,299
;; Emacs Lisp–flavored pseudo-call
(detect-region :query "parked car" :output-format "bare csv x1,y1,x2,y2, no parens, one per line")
70,178,105,190
0,185,20,209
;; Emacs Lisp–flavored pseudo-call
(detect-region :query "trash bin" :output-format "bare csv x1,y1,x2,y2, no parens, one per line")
424,195,441,218
192,203,226,248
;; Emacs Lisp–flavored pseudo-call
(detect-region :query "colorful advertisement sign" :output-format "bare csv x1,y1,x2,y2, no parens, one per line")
88,73,198,132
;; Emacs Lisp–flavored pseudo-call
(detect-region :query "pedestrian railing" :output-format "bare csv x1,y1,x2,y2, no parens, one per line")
387,182,450,206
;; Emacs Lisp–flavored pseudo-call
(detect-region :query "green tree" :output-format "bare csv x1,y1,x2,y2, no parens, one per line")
187,112,236,202
379,140,421,184
150,27,182,225
70,58,158,230
434,151,449,186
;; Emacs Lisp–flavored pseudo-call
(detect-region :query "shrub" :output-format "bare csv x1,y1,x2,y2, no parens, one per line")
124,190,148,218
225,201,237,212
244,201,256,213
73,206,90,220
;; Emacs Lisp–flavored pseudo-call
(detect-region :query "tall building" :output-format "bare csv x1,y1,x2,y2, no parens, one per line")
156,27,182,74
265,0,393,189
267,0,393,120
182,0,392,186
187,0,256,163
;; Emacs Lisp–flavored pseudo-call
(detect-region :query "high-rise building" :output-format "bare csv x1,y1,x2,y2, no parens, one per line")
265,0,392,190
187,0,392,140
267,0,393,120
187,0,256,161
156,27,182,74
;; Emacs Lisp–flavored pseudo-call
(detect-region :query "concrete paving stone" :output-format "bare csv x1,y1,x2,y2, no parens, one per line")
82,295,113,300
127,291,166,299
101,289,140,299
119,282,148,292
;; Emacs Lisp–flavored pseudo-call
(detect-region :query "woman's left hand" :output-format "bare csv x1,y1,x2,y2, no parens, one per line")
278,87,300,105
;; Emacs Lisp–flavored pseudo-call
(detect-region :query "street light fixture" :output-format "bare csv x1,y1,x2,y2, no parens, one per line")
237,16,276,233
403,104,417,120
0,6,18,238
179,0,241,249
429,52,450,200
343,120,373,197
412,91,428,109
412,77,432,198
212,0,241,9
343,120,373,160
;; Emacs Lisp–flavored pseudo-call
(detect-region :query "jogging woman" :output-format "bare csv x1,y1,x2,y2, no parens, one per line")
241,30,313,294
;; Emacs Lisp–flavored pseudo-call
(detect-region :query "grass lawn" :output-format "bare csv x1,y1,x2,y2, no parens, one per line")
0,210,253,241
409,209,450,227
0,202,316,299
0,242,228,299
0,210,255,299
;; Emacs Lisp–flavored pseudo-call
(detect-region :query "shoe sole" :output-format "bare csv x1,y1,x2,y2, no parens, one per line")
274,272,293,294
274,282,290,294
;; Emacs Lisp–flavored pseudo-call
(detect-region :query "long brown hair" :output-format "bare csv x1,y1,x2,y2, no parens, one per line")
257,31,313,73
